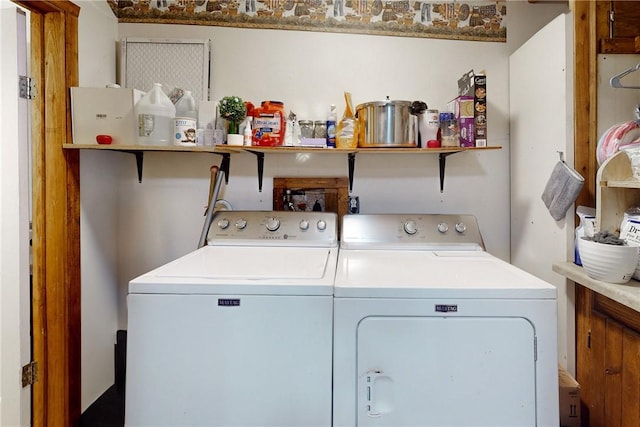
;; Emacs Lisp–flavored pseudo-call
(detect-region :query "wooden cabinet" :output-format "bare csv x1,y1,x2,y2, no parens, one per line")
576,285,640,427
597,0,640,54
572,150,640,426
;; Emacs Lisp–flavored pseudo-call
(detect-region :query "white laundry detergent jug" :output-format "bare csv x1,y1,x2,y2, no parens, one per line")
135,83,176,145
175,90,198,120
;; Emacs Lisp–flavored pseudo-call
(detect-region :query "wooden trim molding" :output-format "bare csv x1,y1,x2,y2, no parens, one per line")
571,0,598,210
12,1,81,426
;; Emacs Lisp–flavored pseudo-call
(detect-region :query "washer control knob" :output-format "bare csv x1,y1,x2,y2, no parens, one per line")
437,222,449,233
299,219,310,231
317,220,327,231
403,220,418,235
235,219,247,230
217,218,230,229
265,217,280,232
455,222,467,234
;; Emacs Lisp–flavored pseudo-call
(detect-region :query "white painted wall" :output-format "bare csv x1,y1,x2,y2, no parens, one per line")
76,0,569,410
509,13,575,373
76,0,120,412
597,54,640,138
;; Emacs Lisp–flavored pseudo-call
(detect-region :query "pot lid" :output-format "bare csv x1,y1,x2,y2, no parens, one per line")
356,98,413,109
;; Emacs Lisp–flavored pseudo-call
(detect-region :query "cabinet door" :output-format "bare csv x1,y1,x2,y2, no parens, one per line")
576,286,640,427
598,1,640,54
610,2,640,40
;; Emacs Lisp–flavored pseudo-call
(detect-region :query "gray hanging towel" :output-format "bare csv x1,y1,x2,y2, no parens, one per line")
541,161,585,221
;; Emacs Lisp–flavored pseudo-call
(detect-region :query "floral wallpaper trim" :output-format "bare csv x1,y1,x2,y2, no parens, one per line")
108,1,507,42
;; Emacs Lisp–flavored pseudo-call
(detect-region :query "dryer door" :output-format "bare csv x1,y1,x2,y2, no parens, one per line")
356,316,536,426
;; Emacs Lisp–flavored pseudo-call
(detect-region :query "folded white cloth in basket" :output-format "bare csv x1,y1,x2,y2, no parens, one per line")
541,161,585,221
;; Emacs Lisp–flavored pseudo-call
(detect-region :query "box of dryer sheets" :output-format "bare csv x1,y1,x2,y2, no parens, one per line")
457,70,487,147
559,367,580,427
70,87,143,145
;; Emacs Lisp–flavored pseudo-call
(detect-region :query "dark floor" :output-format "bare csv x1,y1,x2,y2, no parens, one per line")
80,330,126,426
79,385,124,427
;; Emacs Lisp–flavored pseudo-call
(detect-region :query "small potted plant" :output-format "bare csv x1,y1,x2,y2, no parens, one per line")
219,95,247,135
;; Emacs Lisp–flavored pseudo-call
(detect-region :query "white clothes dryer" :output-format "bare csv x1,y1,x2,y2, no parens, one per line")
125,211,338,427
333,214,559,427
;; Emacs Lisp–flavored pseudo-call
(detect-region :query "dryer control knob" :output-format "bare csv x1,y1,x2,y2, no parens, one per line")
299,219,310,230
217,218,229,229
403,220,418,235
437,222,449,233
235,219,247,230
265,217,280,231
317,220,327,231
455,222,467,234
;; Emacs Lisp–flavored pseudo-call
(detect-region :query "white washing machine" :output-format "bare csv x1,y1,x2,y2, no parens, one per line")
125,211,338,427
333,214,559,427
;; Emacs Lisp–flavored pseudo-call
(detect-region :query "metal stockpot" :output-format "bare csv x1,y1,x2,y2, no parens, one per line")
355,99,417,147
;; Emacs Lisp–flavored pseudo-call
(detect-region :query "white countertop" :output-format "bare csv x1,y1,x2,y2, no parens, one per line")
553,261,640,312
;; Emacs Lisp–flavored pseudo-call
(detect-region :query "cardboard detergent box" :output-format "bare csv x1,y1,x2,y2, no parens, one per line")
70,87,143,145
559,367,580,427
456,70,487,147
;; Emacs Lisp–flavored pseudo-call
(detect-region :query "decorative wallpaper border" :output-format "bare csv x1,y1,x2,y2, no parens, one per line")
108,1,507,42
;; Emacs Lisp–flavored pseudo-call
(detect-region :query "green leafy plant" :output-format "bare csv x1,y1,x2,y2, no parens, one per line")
219,96,247,134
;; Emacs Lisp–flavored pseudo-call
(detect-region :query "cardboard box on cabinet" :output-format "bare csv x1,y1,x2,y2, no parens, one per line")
70,87,143,145
559,367,580,427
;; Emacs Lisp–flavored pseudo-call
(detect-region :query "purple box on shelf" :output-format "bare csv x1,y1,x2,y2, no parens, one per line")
457,70,487,147
447,96,475,147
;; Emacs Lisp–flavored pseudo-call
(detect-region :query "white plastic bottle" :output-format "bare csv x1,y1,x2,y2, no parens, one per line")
326,104,337,148
243,117,253,146
175,90,198,120
135,83,176,145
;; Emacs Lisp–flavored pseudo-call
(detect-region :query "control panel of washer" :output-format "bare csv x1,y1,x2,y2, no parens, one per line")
340,214,485,250
207,210,338,245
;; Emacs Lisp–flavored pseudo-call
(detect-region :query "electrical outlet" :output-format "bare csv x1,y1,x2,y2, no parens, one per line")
348,196,360,214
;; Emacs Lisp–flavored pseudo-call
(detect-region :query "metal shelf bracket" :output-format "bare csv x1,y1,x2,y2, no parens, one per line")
438,152,458,193
123,150,144,183
246,150,265,192
212,152,231,185
348,153,356,192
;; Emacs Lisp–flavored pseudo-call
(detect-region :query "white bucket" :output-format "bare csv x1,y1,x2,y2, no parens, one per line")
135,83,176,146
173,117,197,146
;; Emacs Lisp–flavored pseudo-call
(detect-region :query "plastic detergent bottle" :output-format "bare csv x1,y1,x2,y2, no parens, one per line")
135,83,176,145
175,90,198,120
252,101,286,146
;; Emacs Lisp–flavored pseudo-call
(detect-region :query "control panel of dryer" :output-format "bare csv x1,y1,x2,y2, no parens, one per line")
340,214,485,250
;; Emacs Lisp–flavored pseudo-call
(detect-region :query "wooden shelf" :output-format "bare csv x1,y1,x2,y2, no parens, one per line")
601,179,640,189
553,261,640,313
63,143,501,191
63,143,500,155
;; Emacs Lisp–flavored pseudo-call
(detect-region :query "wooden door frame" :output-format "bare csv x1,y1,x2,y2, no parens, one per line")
11,1,81,426
5,2,600,426
571,0,598,210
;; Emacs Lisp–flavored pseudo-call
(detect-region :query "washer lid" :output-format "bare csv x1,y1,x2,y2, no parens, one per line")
334,250,557,299
130,246,336,295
